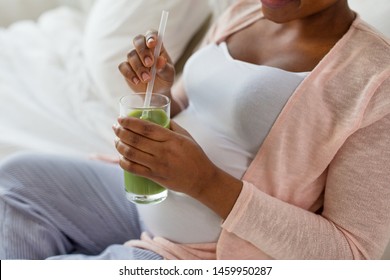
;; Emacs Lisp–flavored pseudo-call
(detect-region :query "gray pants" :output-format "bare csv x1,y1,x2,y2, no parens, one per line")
0,153,162,260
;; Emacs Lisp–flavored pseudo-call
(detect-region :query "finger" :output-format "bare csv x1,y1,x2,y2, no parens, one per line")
115,140,155,168
118,62,141,86
133,34,154,68
113,123,159,154
145,29,171,67
119,155,152,179
145,29,158,49
118,117,171,142
127,49,151,83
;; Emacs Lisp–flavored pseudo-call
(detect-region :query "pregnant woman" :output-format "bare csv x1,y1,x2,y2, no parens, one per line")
1,0,389,259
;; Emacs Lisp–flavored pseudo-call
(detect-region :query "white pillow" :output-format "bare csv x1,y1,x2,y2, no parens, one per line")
83,0,211,109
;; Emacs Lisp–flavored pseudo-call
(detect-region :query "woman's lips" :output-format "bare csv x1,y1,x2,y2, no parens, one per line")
261,0,295,9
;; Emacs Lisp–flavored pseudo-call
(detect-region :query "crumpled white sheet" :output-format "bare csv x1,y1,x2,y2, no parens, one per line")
0,7,117,159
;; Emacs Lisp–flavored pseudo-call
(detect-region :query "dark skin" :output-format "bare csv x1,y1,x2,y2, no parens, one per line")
227,0,355,72
115,0,355,219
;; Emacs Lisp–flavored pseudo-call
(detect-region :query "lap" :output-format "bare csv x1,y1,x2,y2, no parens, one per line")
0,152,144,258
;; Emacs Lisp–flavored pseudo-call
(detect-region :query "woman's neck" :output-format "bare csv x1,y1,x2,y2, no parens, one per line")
273,1,356,41
225,1,356,72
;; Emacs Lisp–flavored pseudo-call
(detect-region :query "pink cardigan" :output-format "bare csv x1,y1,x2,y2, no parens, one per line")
126,0,390,259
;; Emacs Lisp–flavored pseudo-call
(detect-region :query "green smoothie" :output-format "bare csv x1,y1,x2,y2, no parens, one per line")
124,109,169,204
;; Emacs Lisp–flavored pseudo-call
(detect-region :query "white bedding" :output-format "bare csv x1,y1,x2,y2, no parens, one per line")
0,0,211,159
0,7,115,158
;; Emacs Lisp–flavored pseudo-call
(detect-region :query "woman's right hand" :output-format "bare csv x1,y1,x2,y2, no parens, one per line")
118,30,175,94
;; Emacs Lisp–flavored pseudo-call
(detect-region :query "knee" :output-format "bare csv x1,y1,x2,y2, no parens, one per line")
0,152,59,192
0,152,67,202
0,152,45,175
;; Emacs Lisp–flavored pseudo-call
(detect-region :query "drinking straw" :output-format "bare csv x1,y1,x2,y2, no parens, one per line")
142,10,169,118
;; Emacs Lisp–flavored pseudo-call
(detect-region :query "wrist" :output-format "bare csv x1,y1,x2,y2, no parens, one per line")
192,167,243,219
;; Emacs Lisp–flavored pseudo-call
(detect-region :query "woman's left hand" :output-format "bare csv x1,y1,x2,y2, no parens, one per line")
113,117,219,198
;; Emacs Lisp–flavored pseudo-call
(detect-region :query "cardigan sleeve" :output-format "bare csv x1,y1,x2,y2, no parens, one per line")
222,114,390,259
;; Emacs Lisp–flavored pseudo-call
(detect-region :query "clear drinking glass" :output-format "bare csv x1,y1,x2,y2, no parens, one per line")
119,93,170,204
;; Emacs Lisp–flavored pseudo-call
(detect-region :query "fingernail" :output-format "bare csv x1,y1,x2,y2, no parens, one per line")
117,117,124,124
141,72,150,82
144,56,153,67
132,77,140,85
147,37,155,45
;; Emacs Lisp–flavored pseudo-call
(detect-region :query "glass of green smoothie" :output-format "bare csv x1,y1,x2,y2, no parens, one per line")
119,93,170,205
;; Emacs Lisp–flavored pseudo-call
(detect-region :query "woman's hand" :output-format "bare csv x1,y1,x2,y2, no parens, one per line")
114,117,216,197
118,30,175,95
113,117,243,218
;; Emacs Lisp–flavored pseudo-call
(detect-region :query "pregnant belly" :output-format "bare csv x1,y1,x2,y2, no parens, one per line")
136,191,222,243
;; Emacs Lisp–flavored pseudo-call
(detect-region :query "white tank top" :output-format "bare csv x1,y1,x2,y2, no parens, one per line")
136,42,308,243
